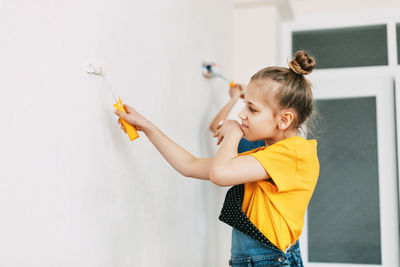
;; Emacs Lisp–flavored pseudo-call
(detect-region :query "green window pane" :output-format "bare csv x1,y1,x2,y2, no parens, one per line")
292,25,388,69
397,23,400,65
308,97,381,264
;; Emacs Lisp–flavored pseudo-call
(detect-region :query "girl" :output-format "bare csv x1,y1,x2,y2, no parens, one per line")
114,50,319,266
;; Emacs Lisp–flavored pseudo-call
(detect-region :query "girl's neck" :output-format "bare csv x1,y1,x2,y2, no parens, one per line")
264,130,299,147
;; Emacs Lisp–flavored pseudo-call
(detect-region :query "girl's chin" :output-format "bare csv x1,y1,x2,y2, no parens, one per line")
244,135,255,141
245,135,264,142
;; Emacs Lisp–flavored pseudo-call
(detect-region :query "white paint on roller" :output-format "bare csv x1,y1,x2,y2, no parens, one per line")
86,64,118,102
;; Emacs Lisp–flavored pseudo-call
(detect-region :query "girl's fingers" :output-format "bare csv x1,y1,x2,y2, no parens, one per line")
217,135,223,145
213,128,221,137
124,104,135,113
214,121,223,137
123,104,130,113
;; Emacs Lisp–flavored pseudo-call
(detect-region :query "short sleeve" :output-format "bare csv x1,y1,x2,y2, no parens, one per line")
238,146,265,156
250,143,298,192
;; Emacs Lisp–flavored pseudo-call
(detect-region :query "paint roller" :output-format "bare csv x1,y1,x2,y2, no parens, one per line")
201,62,244,99
86,64,139,141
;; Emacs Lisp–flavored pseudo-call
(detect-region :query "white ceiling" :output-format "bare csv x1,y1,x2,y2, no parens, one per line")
232,0,400,19
290,0,400,17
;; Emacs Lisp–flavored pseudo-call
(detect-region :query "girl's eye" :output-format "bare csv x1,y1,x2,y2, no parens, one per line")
243,101,256,112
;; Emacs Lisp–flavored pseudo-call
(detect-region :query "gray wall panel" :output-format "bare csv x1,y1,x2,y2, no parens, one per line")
308,97,381,264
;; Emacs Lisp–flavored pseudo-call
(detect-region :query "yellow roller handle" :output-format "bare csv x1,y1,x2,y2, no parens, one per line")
113,97,139,141
229,81,236,88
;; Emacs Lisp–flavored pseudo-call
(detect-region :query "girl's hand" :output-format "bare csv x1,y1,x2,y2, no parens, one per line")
114,104,149,132
229,84,244,100
213,120,244,145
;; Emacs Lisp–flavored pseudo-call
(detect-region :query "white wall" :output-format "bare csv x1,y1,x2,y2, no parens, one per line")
232,5,280,84
0,0,234,266
226,3,282,122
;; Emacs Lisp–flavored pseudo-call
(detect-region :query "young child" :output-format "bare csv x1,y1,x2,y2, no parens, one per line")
114,50,319,266
208,83,266,153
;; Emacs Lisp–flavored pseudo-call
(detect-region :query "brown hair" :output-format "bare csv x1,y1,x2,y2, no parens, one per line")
250,50,318,137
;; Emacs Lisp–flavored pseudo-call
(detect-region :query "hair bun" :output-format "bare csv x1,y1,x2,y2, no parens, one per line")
288,50,316,75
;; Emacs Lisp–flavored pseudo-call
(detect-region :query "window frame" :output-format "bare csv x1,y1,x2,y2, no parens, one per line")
281,9,400,267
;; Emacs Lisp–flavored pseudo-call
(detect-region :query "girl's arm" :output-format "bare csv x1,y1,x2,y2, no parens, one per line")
114,104,210,180
210,120,270,186
145,120,268,185
143,121,211,180
209,85,243,133
209,98,238,133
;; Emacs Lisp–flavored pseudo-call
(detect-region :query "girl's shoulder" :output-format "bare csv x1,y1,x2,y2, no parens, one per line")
269,136,317,151
249,136,318,160
238,136,317,157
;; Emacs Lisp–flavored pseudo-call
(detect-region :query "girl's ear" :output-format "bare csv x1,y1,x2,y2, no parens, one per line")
278,111,294,130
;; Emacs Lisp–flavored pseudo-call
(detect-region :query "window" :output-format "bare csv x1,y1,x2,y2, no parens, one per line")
397,23,400,65
292,25,388,69
308,97,381,264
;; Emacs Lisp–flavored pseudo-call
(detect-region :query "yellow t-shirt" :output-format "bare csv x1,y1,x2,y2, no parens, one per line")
238,136,319,251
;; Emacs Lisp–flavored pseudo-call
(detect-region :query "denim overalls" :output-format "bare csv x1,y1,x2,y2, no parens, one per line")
230,228,304,267
219,184,304,267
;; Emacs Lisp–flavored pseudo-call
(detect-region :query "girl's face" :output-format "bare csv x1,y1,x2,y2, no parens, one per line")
238,80,283,144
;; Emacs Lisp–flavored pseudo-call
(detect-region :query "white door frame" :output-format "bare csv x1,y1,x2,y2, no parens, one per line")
280,9,400,266
303,75,399,267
